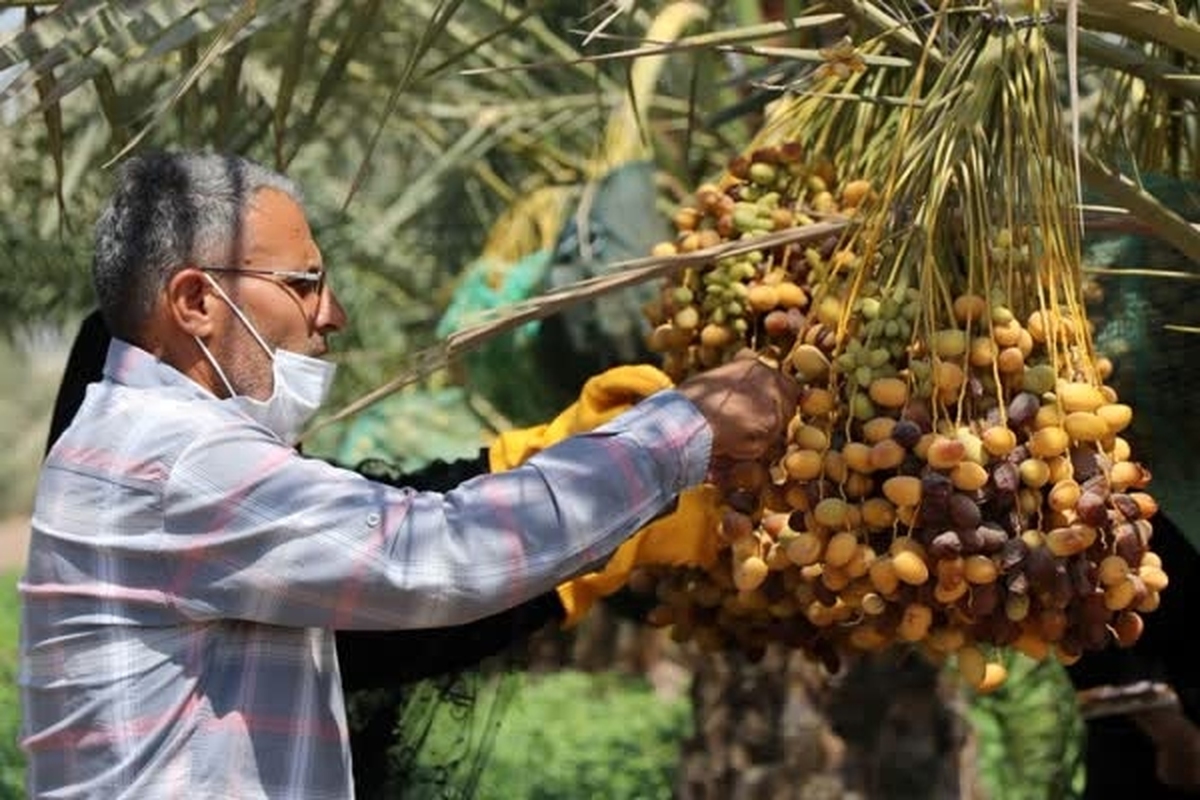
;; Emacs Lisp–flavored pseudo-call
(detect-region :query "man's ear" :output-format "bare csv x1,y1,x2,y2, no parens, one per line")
166,268,218,337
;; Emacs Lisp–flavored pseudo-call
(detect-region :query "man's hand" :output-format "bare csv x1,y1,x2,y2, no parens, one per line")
676,349,800,466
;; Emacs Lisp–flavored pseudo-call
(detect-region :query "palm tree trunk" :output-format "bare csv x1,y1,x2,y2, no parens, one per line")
676,647,977,800
828,652,974,800
675,647,848,800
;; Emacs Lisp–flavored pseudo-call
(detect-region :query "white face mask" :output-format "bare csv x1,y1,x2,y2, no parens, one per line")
194,274,337,444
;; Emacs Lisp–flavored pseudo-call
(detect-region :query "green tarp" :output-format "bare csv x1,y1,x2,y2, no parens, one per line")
1085,176,1200,550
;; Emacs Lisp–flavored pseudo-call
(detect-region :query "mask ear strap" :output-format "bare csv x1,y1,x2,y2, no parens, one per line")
203,272,275,359
193,335,237,398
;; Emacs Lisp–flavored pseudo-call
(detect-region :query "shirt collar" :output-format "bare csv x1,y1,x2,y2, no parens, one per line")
103,338,218,401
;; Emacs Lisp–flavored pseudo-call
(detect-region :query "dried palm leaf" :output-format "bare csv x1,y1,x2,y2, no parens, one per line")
301,217,850,439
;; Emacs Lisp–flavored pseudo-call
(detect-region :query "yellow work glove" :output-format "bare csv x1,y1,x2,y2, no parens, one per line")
487,364,674,473
554,484,722,626
487,365,722,627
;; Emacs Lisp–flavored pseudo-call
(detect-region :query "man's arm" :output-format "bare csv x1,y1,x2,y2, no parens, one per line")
152,389,711,630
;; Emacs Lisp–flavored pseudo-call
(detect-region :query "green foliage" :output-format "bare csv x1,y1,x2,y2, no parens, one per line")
0,221,94,335
0,117,105,335
325,385,493,473
409,671,692,800
0,571,27,799
966,651,1086,800
436,251,563,427
0,333,70,517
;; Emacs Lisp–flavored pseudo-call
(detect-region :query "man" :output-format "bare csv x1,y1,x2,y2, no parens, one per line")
20,151,797,799
40,307,577,798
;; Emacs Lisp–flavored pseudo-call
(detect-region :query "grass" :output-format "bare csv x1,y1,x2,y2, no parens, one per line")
0,571,24,800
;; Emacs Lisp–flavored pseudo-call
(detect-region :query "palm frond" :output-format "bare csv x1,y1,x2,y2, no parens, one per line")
1080,151,1200,263
1068,0,1200,59
1,1,242,112
280,0,384,168
102,0,256,165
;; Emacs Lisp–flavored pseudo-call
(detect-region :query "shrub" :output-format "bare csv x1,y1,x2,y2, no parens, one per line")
396,670,692,800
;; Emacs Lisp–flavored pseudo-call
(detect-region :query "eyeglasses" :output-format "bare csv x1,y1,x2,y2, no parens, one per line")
202,266,326,298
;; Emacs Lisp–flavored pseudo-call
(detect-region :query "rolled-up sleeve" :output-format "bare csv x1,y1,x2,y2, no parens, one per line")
161,389,712,629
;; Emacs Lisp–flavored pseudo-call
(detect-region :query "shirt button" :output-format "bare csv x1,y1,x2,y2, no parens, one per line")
366,512,381,527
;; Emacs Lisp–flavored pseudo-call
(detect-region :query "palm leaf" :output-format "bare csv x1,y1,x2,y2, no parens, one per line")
103,0,257,166
0,0,119,75
0,1,242,112
91,66,129,148
1079,151,1200,264
214,37,249,149
25,7,68,233
344,0,473,208
458,12,852,76
1045,24,1200,102
280,0,383,168
271,0,315,167
1070,0,1200,59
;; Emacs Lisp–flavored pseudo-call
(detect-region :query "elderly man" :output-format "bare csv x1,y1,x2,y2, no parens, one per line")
20,151,797,799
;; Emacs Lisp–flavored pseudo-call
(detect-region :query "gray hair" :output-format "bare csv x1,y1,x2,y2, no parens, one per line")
92,151,303,342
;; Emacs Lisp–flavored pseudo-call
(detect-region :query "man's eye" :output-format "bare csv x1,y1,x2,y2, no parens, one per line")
286,274,322,294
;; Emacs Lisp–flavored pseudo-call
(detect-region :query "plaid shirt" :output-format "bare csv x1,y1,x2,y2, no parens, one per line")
20,340,711,799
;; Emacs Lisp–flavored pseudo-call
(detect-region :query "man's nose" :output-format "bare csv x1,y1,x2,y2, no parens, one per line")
315,284,347,334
